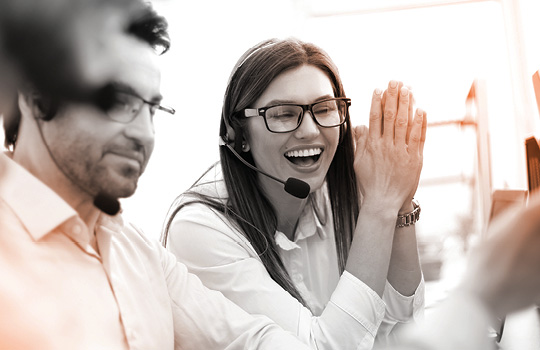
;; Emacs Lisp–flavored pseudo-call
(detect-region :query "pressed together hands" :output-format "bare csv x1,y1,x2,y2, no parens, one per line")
353,81,540,317
353,80,427,215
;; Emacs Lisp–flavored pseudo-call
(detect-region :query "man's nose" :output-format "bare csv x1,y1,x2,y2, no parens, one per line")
124,107,155,146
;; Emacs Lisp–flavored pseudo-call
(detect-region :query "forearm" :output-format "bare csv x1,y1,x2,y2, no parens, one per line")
346,203,397,297
387,224,422,296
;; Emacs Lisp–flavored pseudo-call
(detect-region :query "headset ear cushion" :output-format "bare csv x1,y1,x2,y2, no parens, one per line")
34,95,58,121
233,126,245,153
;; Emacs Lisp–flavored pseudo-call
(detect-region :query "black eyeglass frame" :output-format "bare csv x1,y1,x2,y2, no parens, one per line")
243,97,351,133
106,90,176,124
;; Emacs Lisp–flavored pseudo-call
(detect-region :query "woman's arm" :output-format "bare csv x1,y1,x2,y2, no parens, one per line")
386,85,427,296
349,81,426,297
157,235,311,350
167,203,386,350
387,223,422,296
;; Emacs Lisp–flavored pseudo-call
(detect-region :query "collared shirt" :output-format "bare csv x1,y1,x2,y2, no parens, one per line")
167,165,425,350
0,152,310,350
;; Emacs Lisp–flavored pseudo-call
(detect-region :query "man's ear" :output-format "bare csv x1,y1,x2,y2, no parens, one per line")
18,89,57,121
17,91,36,119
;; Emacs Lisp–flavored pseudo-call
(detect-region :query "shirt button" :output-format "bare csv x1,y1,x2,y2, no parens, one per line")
72,224,82,235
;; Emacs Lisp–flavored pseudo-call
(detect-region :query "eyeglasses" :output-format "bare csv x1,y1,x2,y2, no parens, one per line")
243,97,351,133
106,90,176,123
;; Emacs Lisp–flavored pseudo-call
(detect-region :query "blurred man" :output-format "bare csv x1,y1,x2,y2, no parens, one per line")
0,4,309,350
0,0,156,105
381,193,540,350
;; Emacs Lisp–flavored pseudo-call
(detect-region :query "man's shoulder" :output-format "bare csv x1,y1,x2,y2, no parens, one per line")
99,214,163,253
0,197,27,237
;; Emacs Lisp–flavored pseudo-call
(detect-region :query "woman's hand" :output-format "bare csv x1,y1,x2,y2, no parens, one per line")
353,80,427,214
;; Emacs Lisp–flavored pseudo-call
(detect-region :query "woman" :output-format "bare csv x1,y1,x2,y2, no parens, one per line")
162,38,427,349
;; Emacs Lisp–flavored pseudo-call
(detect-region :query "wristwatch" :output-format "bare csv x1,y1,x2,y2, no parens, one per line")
396,199,421,228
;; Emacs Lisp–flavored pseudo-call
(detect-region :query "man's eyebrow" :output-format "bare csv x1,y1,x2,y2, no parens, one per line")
110,82,163,103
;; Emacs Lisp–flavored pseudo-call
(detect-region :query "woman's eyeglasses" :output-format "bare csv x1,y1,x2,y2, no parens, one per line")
243,97,351,133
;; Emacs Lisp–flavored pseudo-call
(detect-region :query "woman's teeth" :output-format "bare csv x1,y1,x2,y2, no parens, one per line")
284,148,322,167
285,148,322,158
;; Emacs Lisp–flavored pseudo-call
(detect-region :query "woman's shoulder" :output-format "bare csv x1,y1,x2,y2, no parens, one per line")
168,197,259,259
187,163,229,199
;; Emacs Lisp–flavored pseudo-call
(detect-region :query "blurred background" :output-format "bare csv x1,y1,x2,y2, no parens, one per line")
3,0,540,309
134,0,540,309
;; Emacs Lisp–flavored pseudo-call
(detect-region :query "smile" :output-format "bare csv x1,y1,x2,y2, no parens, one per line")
106,150,145,169
284,147,323,166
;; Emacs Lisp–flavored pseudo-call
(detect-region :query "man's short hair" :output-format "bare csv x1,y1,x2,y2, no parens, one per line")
2,3,170,149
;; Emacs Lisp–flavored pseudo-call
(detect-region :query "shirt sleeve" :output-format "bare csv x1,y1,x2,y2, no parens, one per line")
379,291,493,350
157,239,311,350
375,278,425,346
167,203,387,350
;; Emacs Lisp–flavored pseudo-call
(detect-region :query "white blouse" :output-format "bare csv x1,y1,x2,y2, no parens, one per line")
167,166,424,349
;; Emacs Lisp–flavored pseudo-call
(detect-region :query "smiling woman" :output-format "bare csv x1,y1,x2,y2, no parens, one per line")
161,37,427,349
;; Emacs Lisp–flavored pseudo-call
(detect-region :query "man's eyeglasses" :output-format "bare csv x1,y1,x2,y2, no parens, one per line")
107,91,176,123
243,97,351,133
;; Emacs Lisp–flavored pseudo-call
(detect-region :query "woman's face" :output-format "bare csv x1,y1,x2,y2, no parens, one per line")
244,64,340,197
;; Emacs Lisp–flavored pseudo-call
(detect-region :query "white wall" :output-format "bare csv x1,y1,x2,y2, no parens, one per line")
122,0,540,241
3,0,539,241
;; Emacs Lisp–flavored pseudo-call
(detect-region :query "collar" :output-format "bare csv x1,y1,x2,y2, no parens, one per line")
274,184,330,250
0,152,78,240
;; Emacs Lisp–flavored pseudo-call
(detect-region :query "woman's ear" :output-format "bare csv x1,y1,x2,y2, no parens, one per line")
241,139,250,152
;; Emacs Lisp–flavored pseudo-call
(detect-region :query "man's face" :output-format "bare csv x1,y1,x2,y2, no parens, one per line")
42,46,161,199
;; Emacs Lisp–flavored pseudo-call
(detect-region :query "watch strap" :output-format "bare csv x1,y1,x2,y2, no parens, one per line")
396,199,421,228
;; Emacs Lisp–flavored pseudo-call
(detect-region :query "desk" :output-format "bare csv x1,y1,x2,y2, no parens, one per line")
498,307,540,350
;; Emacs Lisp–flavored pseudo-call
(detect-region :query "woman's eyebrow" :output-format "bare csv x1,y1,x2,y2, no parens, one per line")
264,95,335,107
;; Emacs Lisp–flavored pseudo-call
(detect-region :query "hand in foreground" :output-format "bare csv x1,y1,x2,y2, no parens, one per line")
353,80,427,213
460,192,540,317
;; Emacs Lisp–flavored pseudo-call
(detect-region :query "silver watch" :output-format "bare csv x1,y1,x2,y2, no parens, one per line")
396,199,421,228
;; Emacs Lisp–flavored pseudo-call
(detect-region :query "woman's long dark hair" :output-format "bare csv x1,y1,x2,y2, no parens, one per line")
162,38,359,308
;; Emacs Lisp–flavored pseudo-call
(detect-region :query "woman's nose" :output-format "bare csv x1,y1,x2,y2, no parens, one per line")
294,111,320,139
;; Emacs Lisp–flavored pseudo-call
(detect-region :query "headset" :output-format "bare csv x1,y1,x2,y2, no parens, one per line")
219,71,310,200
219,118,310,199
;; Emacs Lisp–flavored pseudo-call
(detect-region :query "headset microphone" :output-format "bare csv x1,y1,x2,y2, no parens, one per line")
93,193,121,216
221,139,310,199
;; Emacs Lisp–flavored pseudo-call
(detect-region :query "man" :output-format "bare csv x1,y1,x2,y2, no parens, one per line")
0,5,309,350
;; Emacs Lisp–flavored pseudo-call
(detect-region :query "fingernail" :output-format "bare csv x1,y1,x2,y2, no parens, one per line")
374,88,382,95
416,109,423,122
389,80,398,89
400,87,409,96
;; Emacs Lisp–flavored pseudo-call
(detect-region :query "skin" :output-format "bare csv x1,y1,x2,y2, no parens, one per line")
460,192,540,317
351,82,427,296
376,194,540,350
245,65,427,297
244,65,340,237
13,40,161,250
